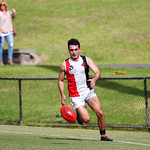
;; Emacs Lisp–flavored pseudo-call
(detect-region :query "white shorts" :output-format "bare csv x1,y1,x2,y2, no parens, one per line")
70,89,97,109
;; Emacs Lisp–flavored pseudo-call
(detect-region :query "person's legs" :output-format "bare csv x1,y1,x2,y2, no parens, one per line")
88,96,105,130
76,105,90,124
0,36,4,64
88,96,113,141
5,33,14,64
70,93,90,124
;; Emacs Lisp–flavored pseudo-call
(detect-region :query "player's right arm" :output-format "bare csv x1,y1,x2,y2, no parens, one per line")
58,62,66,106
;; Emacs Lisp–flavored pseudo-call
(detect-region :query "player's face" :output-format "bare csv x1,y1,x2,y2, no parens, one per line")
68,45,80,61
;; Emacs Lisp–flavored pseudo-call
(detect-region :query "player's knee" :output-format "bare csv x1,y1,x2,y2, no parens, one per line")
97,110,104,119
83,116,90,123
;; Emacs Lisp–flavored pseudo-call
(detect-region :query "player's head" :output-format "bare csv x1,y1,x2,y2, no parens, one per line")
0,0,7,11
68,38,80,49
67,38,80,60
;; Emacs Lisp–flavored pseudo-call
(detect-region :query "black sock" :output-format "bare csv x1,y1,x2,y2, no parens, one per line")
100,129,106,135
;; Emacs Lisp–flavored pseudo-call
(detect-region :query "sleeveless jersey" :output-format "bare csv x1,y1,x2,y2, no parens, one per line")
64,55,92,97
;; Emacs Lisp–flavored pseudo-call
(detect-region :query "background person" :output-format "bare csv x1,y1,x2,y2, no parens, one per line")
58,38,113,141
0,0,16,65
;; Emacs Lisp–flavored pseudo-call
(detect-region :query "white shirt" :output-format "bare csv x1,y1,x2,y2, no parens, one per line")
0,10,13,35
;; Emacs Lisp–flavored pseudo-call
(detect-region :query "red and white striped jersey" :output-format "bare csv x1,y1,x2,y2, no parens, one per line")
64,55,91,97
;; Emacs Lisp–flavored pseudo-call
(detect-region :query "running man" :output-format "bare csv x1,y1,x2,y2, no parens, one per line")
58,38,113,141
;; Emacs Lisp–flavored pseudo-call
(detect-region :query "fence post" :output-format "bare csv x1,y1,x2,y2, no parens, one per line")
144,78,149,127
18,79,23,124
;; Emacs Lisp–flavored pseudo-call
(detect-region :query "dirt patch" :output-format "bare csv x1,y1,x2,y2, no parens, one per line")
37,54,48,65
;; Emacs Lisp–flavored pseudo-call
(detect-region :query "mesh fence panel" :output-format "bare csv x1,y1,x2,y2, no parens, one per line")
0,77,149,128
90,79,146,126
21,79,71,125
0,80,19,123
146,79,150,125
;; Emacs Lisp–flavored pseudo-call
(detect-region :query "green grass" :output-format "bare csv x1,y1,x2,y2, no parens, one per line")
4,0,150,65
0,65,150,77
0,1,150,148
0,125,150,150
0,0,150,128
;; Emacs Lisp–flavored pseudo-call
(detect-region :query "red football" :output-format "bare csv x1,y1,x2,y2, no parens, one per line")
60,106,77,123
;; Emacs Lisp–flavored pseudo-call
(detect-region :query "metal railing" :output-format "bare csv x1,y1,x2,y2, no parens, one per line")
0,77,149,129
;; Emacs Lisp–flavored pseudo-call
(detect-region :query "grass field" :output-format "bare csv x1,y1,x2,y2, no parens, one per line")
0,125,150,150
0,0,150,149
0,65,150,77
4,0,150,65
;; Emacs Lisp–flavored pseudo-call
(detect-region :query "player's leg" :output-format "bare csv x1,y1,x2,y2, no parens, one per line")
70,95,90,124
76,105,90,124
88,96,113,141
88,96,105,130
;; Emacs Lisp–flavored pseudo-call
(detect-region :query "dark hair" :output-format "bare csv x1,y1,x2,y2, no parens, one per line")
68,38,80,49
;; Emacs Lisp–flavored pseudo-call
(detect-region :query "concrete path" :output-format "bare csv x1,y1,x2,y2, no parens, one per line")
97,64,150,69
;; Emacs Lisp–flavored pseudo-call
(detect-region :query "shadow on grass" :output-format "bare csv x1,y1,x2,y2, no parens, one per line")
40,136,95,141
97,80,149,98
35,65,149,98
36,65,60,73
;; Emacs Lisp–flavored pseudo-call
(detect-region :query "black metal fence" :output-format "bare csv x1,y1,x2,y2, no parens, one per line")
0,77,149,129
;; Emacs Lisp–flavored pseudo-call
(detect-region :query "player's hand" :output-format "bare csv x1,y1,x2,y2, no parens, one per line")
61,95,66,106
88,78,96,88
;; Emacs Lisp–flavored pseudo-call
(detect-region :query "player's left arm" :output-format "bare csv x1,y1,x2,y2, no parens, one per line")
87,57,101,88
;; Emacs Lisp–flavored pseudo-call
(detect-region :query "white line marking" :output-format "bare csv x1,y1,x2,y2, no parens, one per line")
0,130,150,147
113,140,150,147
